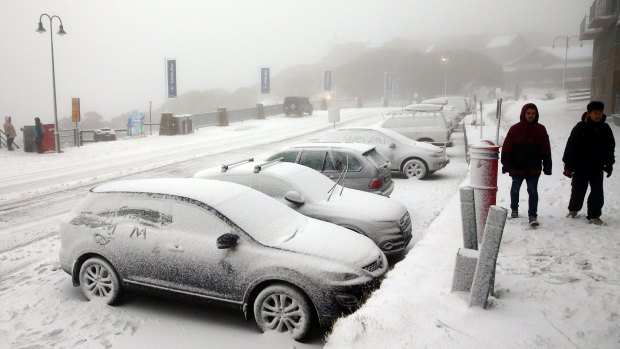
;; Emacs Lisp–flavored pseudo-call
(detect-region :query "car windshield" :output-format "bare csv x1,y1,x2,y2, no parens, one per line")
215,190,307,247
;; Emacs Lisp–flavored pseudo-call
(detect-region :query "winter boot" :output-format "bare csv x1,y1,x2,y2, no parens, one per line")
511,210,518,219
529,216,539,227
566,211,578,218
588,217,604,225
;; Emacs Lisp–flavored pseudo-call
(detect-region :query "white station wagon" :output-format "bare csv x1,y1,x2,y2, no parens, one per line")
381,104,454,147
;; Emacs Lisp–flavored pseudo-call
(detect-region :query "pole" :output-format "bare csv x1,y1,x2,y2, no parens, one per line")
444,60,448,97
563,38,569,91
48,18,60,153
164,58,169,113
149,100,152,136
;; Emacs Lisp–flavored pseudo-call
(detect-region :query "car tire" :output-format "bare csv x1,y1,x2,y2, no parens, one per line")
402,158,428,179
254,283,313,341
79,257,121,305
418,137,434,143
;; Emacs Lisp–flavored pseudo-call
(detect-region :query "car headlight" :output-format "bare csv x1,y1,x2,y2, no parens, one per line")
430,152,443,158
324,271,362,282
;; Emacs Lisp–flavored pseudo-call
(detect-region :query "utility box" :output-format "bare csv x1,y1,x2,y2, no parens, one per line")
21,126,35,153
469,140,500,242
159,113,176,135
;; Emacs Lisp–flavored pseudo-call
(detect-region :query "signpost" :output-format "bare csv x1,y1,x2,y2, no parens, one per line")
72,97,80,147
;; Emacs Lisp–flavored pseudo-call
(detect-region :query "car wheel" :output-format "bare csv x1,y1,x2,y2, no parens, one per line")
418,137,434,143
403,159,428,179
254,283,313,341
79,257,121,304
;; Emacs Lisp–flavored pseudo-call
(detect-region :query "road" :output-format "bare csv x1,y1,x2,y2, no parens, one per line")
0,109,470,348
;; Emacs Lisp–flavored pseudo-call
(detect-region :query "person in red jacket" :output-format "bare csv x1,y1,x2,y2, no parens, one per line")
501,103,552,226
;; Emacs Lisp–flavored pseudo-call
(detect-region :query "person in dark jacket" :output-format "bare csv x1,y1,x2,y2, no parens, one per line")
34,117,45,154
501,103,552,226
562,101,615,225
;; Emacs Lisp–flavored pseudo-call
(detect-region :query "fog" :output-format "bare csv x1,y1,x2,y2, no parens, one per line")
1,0,590,128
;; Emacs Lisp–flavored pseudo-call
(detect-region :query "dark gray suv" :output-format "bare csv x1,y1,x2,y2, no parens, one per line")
283,96,313,116
59,178,387,341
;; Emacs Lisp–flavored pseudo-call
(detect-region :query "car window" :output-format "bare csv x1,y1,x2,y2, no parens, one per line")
281,150,300,162
170,199,231,238
333,151,362,172
299,150,328,171
364,149,389,167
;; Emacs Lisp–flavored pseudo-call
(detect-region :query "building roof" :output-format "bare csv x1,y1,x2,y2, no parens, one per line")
485,35,519,49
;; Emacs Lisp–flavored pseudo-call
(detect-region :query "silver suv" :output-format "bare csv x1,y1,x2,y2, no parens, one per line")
59,178,387,341
322,127,449,179
194,161,412,255
381,104,454,147
267,143,394,196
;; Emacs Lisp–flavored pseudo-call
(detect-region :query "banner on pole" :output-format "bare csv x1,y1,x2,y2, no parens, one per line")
260,67,270,94
71,97,81,122
167,59,177,98
384,72,394,92
323,70,332,91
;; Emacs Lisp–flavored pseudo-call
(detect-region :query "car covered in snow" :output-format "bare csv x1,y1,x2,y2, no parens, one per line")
266,142,394,196
93,128,117,142
422,96,472,118
380,104,453,147
194,160,412,255
59,178,387,341
321,127,450,179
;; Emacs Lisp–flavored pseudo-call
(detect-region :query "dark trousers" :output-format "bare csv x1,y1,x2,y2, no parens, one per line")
568,170,604,219
510,176,539,217
7,137,14,150
35,138,44,153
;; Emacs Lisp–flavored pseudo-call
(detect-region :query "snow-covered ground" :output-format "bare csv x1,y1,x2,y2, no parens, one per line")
0,107,469,348
325,97,620,348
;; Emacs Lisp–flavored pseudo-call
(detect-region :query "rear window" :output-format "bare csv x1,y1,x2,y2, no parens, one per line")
333,152,362,171
364,149,389,167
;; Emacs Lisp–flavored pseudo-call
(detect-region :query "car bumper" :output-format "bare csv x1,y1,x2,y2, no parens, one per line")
430,157,450,172
316,276,384,327
378,180,394,197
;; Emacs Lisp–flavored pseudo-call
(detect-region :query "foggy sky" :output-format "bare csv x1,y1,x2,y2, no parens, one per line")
1,0,591,127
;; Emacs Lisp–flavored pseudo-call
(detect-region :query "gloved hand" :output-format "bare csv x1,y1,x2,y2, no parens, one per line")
543,168,551,176
563,168,573,178
502,166,510,174
604,165,613,178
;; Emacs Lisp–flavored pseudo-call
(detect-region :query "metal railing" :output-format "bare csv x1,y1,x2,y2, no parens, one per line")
589,0,617,27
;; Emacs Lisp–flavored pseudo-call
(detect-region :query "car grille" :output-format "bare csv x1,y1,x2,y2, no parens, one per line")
362,257,384,272
399,212,412,235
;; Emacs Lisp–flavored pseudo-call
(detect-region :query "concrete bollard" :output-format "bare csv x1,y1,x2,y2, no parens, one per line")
218,108,229,127
451,248,479,292
459,186,477,250
468,205,508,308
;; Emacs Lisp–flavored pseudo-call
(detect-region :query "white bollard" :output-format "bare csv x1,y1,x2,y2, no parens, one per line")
459,186,477,250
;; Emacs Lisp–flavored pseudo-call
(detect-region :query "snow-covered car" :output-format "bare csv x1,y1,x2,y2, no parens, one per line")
59,178,387,341
423,96,472,118
266,142,394,196
381,104,453,147
321,127,450,179
93,128,117,142
194,161,412,255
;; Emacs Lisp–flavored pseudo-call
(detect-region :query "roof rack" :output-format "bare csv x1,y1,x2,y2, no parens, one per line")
253,157,283,173
221,158,254,172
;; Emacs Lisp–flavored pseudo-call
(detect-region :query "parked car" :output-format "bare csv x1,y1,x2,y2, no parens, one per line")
283,96,313,116
322,127,450,179
266,142,394,196
59,178,387,341
381,104,453,147
94,128,117,142
423,96,472,116
418,99,461,130
194,161,412,255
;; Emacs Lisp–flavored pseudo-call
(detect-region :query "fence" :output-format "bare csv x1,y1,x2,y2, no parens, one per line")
566,89,591,103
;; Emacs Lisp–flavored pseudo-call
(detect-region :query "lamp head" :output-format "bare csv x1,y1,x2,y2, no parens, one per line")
36,22,46,33
57,24,67,35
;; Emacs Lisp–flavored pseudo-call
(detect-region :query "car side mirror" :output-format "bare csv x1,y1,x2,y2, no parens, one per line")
389,143,396,149
217,233,239,249
285,191,305,206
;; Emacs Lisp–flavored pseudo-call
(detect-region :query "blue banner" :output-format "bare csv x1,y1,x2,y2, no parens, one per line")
323,70,332,91
261,67,270,94
384,72,393,92
392,78,399,94
167,59,177,98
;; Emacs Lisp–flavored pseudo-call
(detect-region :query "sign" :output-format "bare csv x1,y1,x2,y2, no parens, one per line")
167,59,177,98
71,97,81,122
260,67,270,94
127,111,145,137
323,70,332,91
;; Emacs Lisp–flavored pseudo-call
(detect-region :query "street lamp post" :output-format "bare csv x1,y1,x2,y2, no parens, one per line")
553,35,581,91
442,57,449,97
37,14,67,154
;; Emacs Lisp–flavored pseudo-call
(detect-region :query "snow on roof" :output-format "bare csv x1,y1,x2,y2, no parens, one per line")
485,34,519,49
403,104,444,112
421,98,449,105
538,45,593,61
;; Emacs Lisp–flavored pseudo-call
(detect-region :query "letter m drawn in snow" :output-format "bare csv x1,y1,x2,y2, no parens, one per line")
130,226,147,239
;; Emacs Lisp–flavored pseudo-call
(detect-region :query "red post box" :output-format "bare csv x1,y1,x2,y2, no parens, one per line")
43,124,56,152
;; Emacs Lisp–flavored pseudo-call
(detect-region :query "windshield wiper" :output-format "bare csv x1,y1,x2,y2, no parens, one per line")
328,155,349,201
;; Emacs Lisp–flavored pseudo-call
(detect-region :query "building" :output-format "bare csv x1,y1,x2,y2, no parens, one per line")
580,0,620,112
484,34,531,65
502,45,593,90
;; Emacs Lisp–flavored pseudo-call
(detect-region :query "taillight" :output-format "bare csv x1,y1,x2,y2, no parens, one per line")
369,178,384,190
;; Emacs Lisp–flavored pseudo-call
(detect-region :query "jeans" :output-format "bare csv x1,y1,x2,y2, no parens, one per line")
510,176,539,218
568,170,604,219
